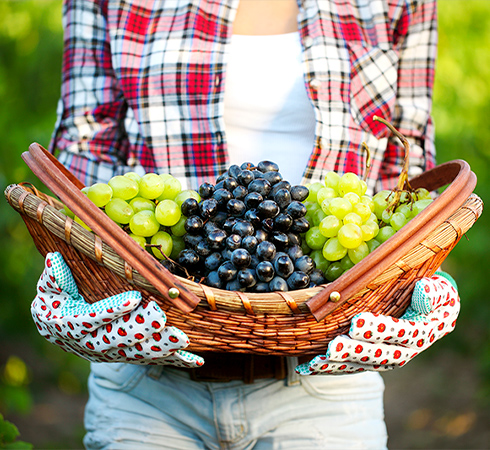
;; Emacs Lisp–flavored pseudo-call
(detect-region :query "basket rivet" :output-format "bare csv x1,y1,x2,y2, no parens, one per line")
168,287,180,299
329,291,341,302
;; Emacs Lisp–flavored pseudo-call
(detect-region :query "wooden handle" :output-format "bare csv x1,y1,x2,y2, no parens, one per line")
22,143,201,313
306,160,477,321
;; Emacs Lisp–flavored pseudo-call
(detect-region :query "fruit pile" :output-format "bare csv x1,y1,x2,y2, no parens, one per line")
177,161,326,292
67,171,199,262
302,172,432,282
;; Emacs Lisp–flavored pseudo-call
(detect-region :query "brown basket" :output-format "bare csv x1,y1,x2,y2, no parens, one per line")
4,143,484,356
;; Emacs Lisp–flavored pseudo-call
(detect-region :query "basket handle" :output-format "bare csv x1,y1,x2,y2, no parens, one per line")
306,159,477,321
22,143,201,313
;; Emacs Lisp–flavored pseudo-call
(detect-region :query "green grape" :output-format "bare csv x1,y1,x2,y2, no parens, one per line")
159,173,174,183
343,192,360,206
343,212,363,227
337,223,363,249
87,183,113,207
174,189,201,207
322,237,347,261
352,202,372,222
170,216,187,237
304,202,320,224
415,188,431,200
74,215,91,231
170,236,185,260
338,172,362,196
367,239,381,253
395,203,412,218
411,199,433,217
319,215,342,238
157,176,182,201
360,195,375,212
305,182,325,202
316,187,337,205
377,226,396,243
129,210,160,237
309,249,330,273
124,172,142,184
108,175,139,200
312,208,327,227
360,220,379,241
61,204,75,218
373,190,394,219
155,199,181,227
139,173,165,199
304,211,315,227
304,201,320,214
381,208,393,224
323,171,341,192
105,198,135,224
390,212,408,231
305,226,328,250
328,197,353,220
359,180,368,196
340,254,355,271
348,241,370,264
325,262,344,281
150,230,173,259
300,237,312,255
129,197,156,213
399,191,411,203
129,233,147,248
320,198,332,215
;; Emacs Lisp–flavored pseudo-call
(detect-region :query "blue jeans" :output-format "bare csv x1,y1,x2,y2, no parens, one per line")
84,361,387,449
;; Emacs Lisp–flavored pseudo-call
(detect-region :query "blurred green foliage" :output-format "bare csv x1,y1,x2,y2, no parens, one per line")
0,413,32,449
432,0,490,401
0,0,489,448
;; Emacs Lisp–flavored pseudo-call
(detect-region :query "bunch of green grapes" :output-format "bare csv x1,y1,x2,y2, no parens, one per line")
302,172,433,282
63,172,200,262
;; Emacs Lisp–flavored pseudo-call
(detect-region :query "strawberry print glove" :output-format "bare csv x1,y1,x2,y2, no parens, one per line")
31,252,204,368
296,272,459,375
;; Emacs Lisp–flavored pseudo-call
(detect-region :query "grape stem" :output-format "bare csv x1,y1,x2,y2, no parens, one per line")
145,244,194,280
373,115,414,211
361,142,372,182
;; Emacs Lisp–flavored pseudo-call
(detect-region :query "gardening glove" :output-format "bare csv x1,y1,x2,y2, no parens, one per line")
31,252,204,368
296,272,459,375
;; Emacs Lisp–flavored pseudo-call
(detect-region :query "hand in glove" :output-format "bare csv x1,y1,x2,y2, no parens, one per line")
31,252,204,368
296,272,459,375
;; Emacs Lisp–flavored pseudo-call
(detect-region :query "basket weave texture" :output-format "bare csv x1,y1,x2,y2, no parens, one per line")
4,143,484,356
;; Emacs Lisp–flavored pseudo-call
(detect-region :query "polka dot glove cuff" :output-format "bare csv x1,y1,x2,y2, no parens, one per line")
31,252,204,368
296,273,460,375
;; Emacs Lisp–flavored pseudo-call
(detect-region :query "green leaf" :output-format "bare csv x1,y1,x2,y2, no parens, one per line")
0,414,19,445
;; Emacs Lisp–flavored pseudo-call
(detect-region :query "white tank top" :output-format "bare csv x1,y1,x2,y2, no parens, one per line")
223,32,316,185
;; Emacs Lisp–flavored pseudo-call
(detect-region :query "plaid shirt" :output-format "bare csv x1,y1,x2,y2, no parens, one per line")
50,0,437,193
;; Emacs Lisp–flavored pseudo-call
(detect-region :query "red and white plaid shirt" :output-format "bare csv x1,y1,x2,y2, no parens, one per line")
50,0,437,193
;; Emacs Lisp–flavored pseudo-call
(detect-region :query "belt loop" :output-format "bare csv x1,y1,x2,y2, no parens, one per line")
274,357,286,380
244,355,254,384
147,365,164,380
286,357,300,386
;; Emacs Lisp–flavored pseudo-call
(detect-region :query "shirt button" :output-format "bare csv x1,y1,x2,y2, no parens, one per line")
310,78,321,90
303,36,314,48
215,75,221,86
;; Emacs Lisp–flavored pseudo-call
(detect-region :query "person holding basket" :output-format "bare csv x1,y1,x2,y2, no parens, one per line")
31,0,460,448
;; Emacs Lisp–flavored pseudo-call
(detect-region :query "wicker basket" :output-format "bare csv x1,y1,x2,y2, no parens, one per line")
4,143,483,356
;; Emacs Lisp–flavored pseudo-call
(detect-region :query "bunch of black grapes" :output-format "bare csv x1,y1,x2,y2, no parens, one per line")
176,161,327,292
